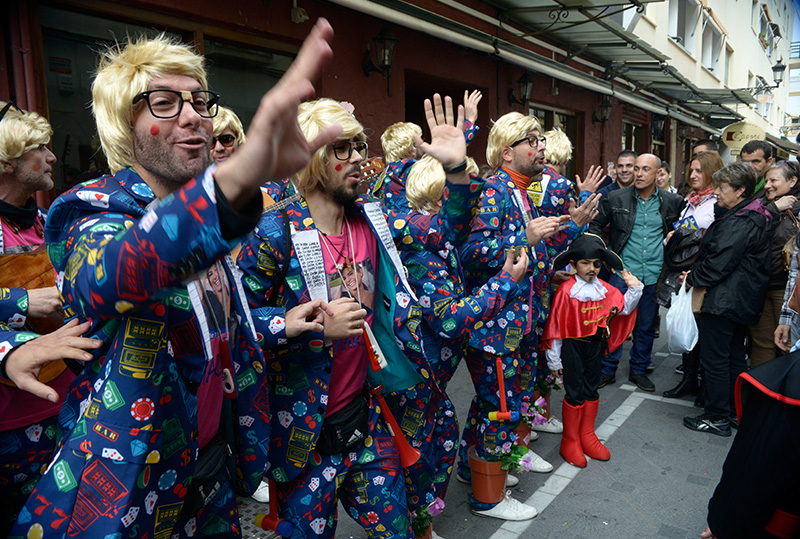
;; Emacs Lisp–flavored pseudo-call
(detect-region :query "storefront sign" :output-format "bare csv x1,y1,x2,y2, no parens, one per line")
721,121,765,152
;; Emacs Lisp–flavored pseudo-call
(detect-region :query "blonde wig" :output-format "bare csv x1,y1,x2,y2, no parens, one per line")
0,103,52,164
381,122,422,163
294,98,365,193
486,112,541,172
92,34,207,173
213,106,246,145
543,127,572,167
406,155,446,213
466,157,479,175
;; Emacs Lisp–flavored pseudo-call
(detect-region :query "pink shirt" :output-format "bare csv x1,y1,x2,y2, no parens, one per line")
517,189,536,336
1,218,45,252
0,214,76,432
320,217,377,416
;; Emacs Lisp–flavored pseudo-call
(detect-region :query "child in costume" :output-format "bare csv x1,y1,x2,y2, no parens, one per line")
542,233,643,467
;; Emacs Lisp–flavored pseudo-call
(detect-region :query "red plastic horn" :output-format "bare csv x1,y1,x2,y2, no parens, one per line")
368,384,421,467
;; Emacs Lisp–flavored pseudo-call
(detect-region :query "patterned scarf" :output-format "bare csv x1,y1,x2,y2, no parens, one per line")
687,186,715,207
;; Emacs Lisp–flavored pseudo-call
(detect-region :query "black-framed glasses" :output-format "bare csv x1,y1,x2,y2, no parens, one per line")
332,140,368,161
0,100,23,123
212,134,236,148
133,89,220,119
510,134,546,148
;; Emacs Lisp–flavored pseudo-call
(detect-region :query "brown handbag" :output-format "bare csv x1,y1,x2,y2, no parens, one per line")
691,287,707,314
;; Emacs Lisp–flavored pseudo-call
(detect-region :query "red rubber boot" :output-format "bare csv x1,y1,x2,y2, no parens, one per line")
580,399,610,461
559,400,587,468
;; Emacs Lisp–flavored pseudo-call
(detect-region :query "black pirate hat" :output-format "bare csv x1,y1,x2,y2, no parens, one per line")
552,233,624,272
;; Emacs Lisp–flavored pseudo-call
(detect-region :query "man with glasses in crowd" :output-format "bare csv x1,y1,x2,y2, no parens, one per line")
236,95,482,538
10,21,341,538
0,100,105,535
457,112,599,520
210,105,246,163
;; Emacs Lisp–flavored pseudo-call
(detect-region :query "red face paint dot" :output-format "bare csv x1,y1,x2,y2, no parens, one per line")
32,163,42,171
335,164,343,171
528,152,533,157
150,125,160,136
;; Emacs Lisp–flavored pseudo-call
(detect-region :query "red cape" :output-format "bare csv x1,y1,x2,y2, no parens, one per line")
542,275,637,354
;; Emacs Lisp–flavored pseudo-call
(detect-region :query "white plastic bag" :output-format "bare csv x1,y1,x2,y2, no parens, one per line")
665,285,699,353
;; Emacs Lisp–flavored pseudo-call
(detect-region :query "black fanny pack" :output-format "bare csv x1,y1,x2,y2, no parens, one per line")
182,436,233,516
315,394,369,455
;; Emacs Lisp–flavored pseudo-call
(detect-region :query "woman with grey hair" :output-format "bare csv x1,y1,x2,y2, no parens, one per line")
682,162,772,437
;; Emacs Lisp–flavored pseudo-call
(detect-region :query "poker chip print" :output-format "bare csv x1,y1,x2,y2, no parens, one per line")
158,469,177,490
131,398,155,421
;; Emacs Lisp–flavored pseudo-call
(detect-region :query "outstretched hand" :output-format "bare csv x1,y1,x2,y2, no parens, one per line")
575,165,605,193
413,94,469,184
568,193,601,227
215,18,343,209
5,319,102,403
464,89,482,124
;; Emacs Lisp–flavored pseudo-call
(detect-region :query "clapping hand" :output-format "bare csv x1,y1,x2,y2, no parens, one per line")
568,193,601,227
502,247,529,283
526,215,570,246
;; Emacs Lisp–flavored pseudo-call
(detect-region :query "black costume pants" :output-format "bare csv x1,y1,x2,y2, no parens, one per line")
562,336,604,406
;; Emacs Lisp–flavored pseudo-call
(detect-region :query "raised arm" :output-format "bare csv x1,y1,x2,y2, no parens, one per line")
215,19,343,209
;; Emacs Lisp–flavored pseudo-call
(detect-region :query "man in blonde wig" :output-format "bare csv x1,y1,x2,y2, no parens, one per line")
11,20,342,538
237,93,482,538
210,106,246,163
458,111,600,520
0,101,93,535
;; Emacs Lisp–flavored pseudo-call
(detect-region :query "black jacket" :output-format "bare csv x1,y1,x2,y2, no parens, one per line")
588,186,686,255
761,187,800,290
687,198,772,325
706,353,800,539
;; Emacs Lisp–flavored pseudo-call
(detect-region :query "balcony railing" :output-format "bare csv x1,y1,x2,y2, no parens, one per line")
792,41,800,59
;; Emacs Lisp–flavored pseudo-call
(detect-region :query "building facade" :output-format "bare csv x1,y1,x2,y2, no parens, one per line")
1,0,796,204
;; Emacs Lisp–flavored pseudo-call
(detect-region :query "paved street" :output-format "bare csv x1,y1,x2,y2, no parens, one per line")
240,319,733,539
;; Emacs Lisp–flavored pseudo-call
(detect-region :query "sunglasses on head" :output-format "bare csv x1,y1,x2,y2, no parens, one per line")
0,100,23,123
212,134,236,147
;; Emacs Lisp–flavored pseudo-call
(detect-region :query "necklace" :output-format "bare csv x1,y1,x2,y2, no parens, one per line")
319,217,362,307
319,223,350,272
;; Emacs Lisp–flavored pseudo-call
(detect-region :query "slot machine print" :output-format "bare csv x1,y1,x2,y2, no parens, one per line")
71,460,130,532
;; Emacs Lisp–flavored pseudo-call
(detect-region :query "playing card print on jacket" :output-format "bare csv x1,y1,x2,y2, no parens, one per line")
9,166,269,538
460,168,581,355
237,179,482,484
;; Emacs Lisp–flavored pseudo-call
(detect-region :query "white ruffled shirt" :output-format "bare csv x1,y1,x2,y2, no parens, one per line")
545,274,644,371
